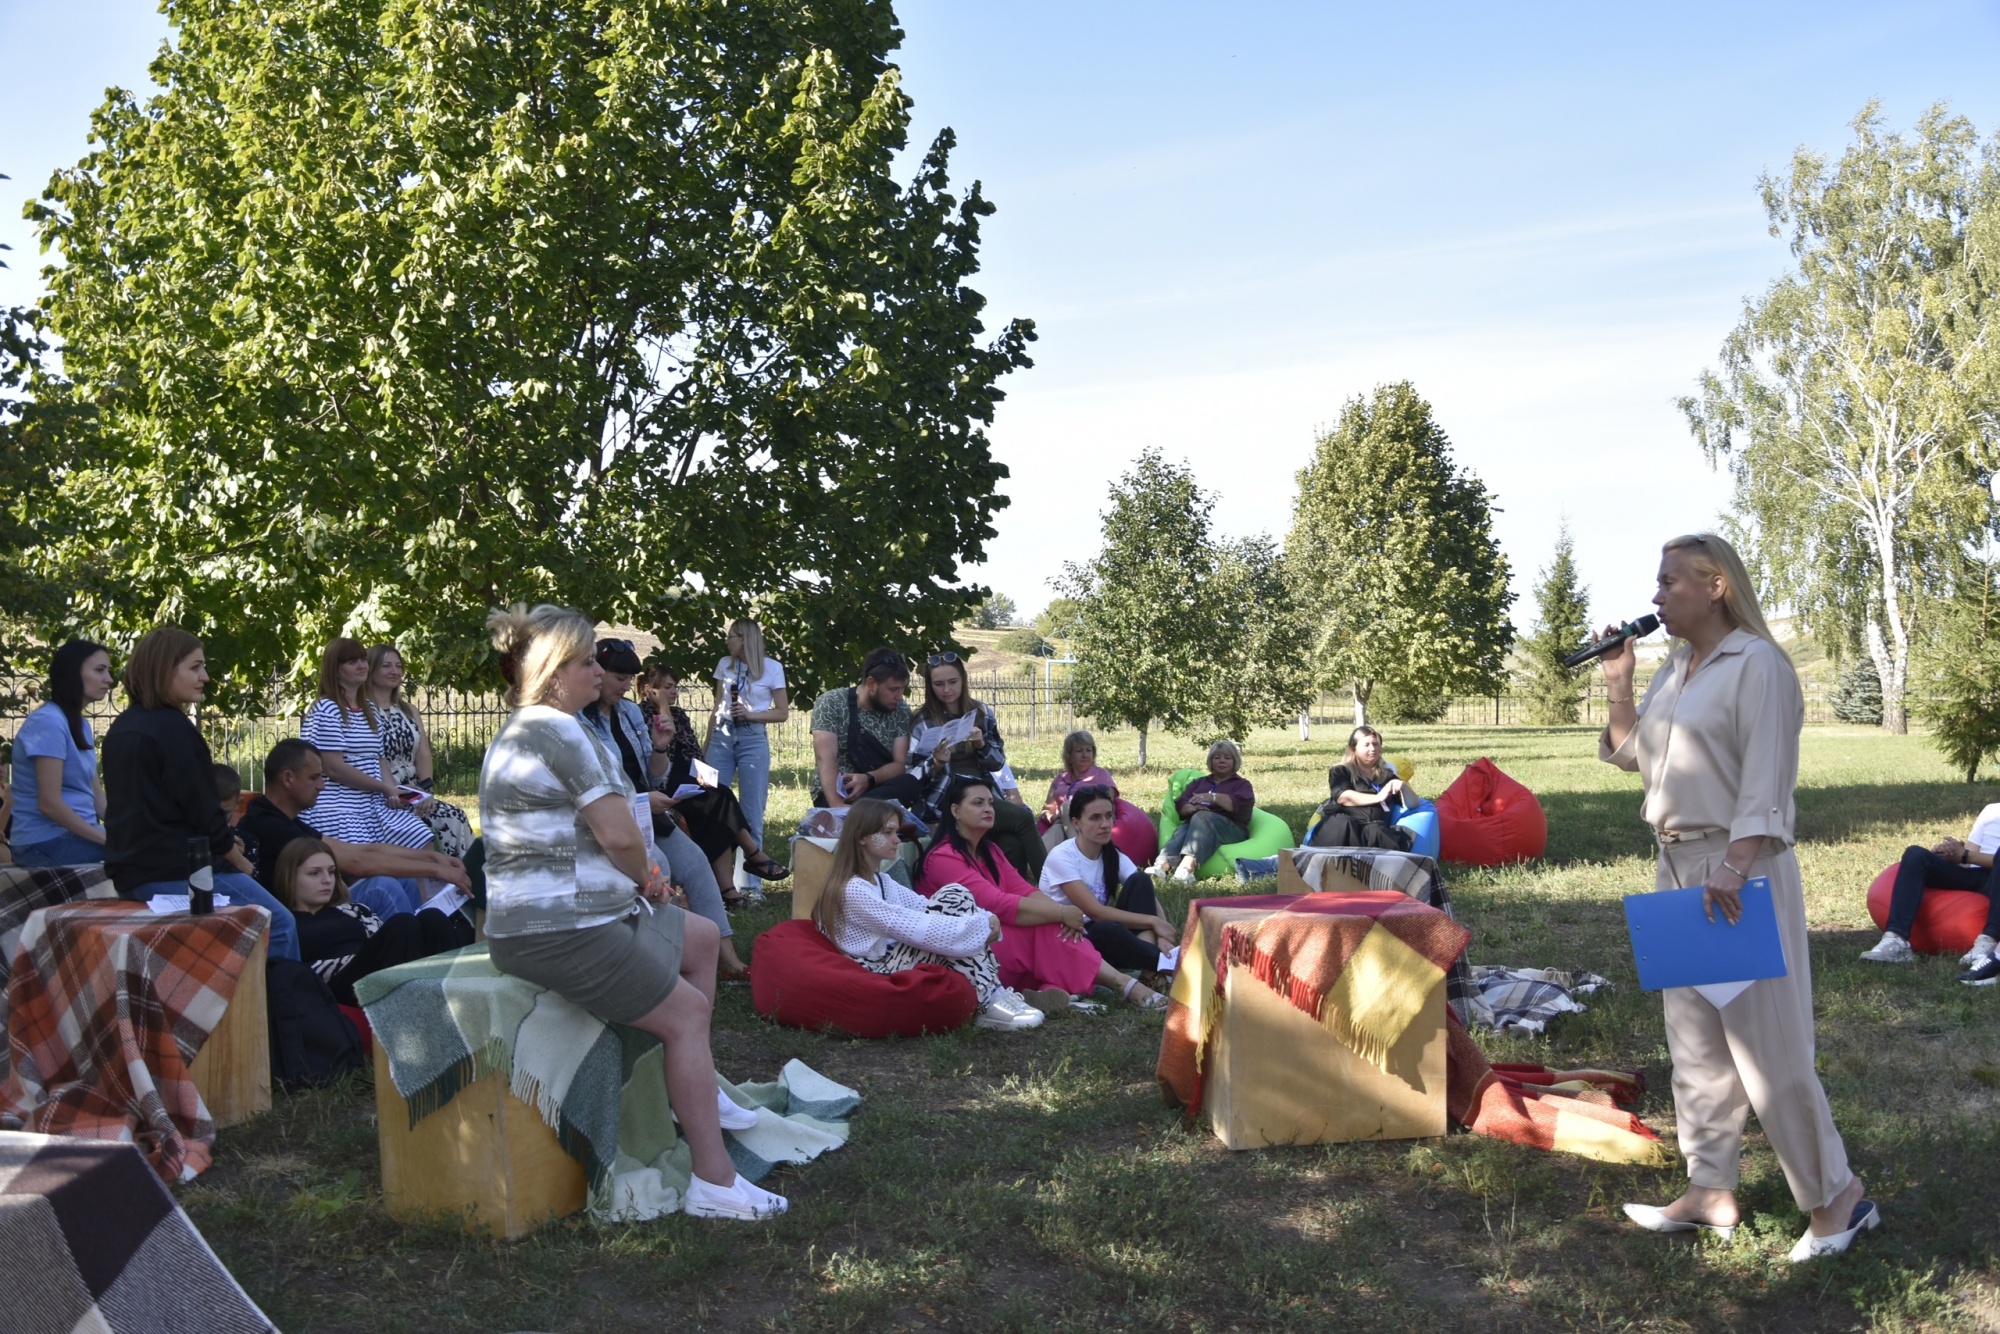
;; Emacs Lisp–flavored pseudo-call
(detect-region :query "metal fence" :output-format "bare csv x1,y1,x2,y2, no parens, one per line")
0,672,1848,793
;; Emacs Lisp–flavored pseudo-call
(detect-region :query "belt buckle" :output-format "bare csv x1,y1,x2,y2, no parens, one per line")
1655,828,1714,846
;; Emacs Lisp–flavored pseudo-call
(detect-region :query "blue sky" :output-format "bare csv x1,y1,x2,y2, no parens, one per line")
5,1,1999,631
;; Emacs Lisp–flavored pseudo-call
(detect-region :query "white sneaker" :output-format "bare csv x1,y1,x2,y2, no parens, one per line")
1960,934,1999,968
1858,932,1915,963
717,1087,759,1130
975,988,1045,1031
1172,859,1198,885
1149,857,1173,879
683,1173,788,1220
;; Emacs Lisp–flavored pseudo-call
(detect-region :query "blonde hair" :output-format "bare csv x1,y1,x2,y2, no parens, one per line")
488,604,597,708
1060,730,1098,773
123,626,202,711
1661,534,1796,674
811,798,903,943
1206,738,1243,775
316,637,374,728
727,618,767,679
366,643,417,719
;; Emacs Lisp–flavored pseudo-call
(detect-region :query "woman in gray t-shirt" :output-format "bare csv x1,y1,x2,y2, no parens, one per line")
481,603,786,1222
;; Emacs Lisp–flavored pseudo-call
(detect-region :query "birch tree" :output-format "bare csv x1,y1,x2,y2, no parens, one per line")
1680,104,2000,732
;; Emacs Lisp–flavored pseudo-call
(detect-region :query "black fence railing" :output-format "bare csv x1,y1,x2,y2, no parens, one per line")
0,673,1851,793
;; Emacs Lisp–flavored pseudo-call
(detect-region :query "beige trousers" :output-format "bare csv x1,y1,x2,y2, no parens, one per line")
1655,834,1852,1211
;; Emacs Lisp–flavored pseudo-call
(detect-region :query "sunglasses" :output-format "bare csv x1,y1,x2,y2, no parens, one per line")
1071,784,1116,806
926,652,961,667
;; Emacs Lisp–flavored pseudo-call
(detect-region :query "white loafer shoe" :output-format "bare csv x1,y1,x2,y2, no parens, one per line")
1788,1199,1879,1262
1621,1202,1736,1240
717,1087,760,1131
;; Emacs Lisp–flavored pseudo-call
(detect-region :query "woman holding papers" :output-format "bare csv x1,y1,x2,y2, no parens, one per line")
909,654,1045,879
1600,533,1873,1262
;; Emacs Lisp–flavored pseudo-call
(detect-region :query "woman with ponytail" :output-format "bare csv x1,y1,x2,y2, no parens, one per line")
1040,786,1180,975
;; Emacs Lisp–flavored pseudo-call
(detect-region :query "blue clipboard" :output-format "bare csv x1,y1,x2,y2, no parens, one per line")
1622,877,1787,992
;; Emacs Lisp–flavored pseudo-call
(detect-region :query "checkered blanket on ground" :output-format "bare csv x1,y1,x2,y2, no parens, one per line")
0,865,119,1083
356,942,859,1221
0,1129,274,1332
1,903,267,1181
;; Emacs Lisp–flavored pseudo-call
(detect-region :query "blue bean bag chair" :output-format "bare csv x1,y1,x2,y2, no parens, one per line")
1395,799,1441,860
1158,768,1294,880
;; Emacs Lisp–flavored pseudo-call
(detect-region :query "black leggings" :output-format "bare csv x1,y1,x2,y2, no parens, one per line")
1085,871,1166,972
328,909,474,1005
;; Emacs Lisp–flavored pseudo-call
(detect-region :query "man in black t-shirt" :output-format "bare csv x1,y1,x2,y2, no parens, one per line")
244,739,471,916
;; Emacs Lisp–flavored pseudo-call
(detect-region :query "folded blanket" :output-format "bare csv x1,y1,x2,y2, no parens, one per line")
1,903,266,1181
357,944,858,1221
1463,964,1611,1035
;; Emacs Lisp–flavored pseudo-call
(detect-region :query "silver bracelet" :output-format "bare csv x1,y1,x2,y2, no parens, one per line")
1720,859,1751,882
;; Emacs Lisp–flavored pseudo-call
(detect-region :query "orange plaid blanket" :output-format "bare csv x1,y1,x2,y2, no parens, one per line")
1,903,267,1181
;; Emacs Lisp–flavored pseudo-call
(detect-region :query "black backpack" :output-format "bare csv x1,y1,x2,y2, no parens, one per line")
265,959,366,1089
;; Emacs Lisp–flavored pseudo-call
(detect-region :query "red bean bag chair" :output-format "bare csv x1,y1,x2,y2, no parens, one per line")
749,919,978,1038
1865,863,1989,956
1111,798,1160,869
1435,758,1548,866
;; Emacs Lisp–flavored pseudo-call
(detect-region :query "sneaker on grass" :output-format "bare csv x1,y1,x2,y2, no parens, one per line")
1960,934,2000,968
1959,955,2000,987
1858,932,1915,964
683,1173,787,1220
975,988,1045,1031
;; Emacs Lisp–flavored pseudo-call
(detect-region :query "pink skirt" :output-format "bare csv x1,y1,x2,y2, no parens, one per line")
993,921,1102,994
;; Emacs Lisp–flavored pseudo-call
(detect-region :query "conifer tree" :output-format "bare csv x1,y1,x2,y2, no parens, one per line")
1518,525,1592,725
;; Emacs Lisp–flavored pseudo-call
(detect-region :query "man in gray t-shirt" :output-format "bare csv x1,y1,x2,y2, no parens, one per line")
808,648,923,809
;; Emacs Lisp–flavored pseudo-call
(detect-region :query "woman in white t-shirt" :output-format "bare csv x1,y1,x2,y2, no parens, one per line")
811,798,1041,1031
705,618,788,891
1039,786,1180,974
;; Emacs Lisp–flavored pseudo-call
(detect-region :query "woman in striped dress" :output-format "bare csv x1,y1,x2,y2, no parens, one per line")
302,638,435,848
365,643,475,857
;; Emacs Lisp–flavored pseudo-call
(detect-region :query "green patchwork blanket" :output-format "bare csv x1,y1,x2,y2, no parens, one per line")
356,944,856,1221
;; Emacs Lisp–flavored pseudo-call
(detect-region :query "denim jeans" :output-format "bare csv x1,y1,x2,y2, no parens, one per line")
1885,846,2000,940
129,872,300,961
656,823,732,940
705,721,769,888
1162,810,1243,867
347,875,426,918
12,831,107,868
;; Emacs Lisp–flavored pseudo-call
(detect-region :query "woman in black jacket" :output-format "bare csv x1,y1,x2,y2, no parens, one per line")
275,838,471,1004
100,626,301,960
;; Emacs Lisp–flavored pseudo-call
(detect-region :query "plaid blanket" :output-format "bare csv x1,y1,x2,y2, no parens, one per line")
1287,847,1484,1024
1,903,267,1181
357,943,858,1221
1159,890,1665,1165
1463,964,1611,1035
0,865,119,1082
0,1129,275,1332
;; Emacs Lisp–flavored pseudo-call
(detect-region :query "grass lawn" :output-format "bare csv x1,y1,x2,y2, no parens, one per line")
183,723,2000,1332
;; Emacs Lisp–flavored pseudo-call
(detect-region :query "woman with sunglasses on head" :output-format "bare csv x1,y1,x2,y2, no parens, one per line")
705,619,787,895
919,773,1167,1013
9,639,114,867
813,797,1043,1031
910,653,1045,880
1040,786,1179,976
1601,533,1870,1262
1310,725,1417,851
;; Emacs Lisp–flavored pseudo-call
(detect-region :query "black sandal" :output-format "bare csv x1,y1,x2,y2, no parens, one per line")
721,887,750,909
744,854,792,881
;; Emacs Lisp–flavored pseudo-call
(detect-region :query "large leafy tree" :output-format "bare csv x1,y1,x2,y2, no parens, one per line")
1058,450,1230,767
1680,103,2000,733
1517,523,1592,725
1286,382,1514,726
21,0,1031,704
1202,533,1315,740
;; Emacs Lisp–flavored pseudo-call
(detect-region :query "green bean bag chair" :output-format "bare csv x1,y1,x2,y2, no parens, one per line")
1158,768,1295,880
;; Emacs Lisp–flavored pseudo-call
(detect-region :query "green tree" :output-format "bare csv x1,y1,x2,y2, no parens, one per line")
1059,450,1229,767
1829,658,1884,726
1680,104,2000,734
973,593,1019,629
1517,524,1592,725
22,0,1031,704
1285,382,1515,726
1911,561,2000,780
1034,597,1081,644
1202,533,1315,739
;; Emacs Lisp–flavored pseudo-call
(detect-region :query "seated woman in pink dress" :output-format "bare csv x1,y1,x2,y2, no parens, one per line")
919,772,1166,1013
1038,729,1118,850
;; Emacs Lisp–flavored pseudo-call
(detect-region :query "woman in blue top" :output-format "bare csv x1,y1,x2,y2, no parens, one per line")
11,640,115,867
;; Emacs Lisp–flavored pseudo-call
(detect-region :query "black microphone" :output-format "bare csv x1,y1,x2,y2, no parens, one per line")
1563,614,1661,669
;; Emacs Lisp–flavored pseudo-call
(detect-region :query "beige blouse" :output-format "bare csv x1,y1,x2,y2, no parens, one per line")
1599,628,1802,850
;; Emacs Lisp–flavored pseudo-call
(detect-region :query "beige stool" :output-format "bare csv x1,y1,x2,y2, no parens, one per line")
373,1043,586,1238
189,932,270,1129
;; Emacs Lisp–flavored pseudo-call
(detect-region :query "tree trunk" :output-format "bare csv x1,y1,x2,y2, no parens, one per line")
1352,679,1372,728
1137,721,1149,769
1865,520,1911,734
1298,706,1310,741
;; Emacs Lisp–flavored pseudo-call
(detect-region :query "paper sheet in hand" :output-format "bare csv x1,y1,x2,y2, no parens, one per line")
909,713,977,756
1624,878,1785,1007
669,784,705,799
421,884,470,917
692,759,719,787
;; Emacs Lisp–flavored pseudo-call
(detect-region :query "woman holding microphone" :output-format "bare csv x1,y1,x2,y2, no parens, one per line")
1600,533,1873,1262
